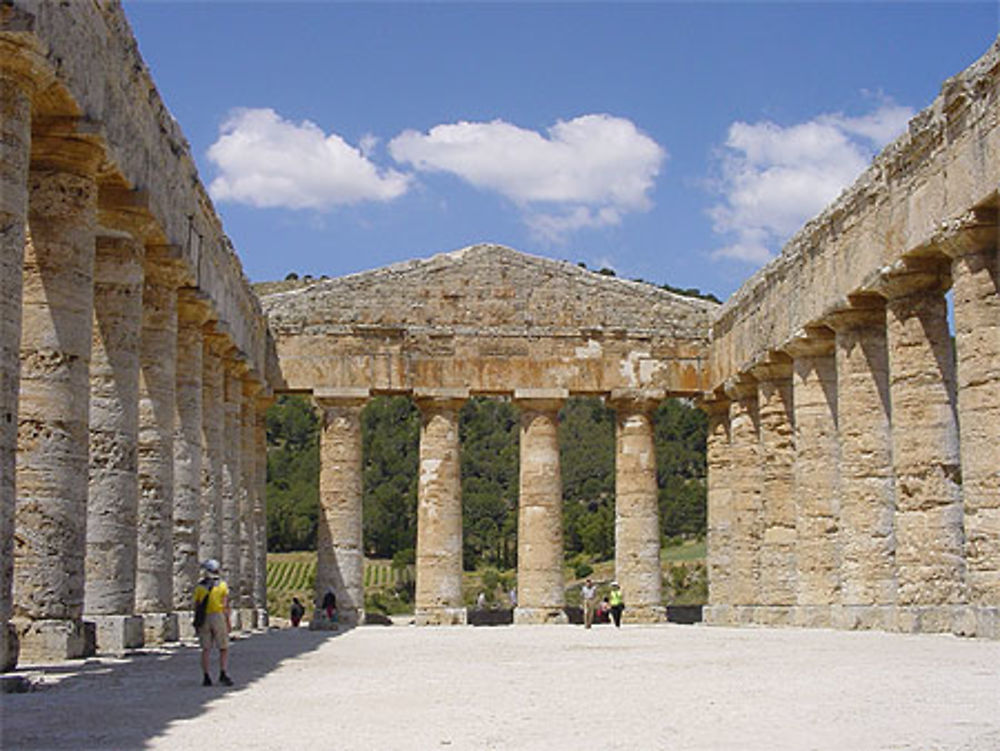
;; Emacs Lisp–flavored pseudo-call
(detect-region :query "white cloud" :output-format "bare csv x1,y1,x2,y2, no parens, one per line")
389,114,665,242
709,101,913,264
207,108,410,210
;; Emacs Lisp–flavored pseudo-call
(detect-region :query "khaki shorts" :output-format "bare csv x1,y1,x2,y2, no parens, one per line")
198,612,229,650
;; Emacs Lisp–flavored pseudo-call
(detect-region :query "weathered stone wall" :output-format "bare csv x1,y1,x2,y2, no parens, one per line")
705,38,1000,639
263,244,715,396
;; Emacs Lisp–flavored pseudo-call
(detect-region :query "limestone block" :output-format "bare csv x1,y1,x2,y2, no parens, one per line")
142,612,178,645
702,398,733,610
91,614,143,656
14,618,93,663
199,333,225,562
220,363,243,599
723,378,762,607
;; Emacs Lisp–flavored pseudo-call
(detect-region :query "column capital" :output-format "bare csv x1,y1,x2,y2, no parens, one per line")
314,387,370,409
145,245,194,287
413,387,468,413
931,207,997,260
749,353,793,383
824,294,886,332
97,186,159,244
608,388,665,414
0,25,53,93
695,393,731,417
871,255,950,300
782,326,835,358
513,388,567,413
30,117,106,174
176,289,213,327
723,374,757,401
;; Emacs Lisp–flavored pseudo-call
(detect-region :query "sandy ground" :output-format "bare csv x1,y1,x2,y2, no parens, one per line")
1,623,999,750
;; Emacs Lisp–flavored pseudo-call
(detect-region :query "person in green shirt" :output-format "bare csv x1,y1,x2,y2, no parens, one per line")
609,581,624,628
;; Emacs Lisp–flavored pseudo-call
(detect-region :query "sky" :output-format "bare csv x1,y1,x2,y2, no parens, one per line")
123,1,999,301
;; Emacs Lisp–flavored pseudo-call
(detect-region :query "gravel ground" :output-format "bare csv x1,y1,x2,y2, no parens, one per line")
2,623,998,750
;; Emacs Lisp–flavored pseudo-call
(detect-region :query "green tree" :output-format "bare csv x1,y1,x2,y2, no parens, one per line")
265,395,320,552
362,396,419,557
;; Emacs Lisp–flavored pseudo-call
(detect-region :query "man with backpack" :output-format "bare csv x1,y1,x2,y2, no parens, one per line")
193,559,233,686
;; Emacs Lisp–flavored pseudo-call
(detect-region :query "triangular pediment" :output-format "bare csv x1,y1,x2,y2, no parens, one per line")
260,244,716,339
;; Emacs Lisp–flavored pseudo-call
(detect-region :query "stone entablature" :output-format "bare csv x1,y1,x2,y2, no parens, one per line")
711,39,1000,386
261,244,716,396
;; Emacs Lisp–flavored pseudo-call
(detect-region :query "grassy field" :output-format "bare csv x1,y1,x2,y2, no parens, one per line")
268,538,706,618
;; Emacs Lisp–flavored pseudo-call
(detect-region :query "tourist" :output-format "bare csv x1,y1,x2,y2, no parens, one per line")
581,578,597,628
609,581,624,628
322,587,337,622
193,559,233,686
477,591,487,610
596,596,611,623
509,587,517,608
290,596,305,627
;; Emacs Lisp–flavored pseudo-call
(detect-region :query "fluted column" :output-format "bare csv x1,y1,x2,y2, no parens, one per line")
14,124,102,661
879,258,965,633
827,299,896,630
723,376,761,624
220,358,244,621
701,396,733,626
513,390,567,624
939,216,1000,638
414,390,467,626
199,329,225,563
135,250,187,644
610,389,665,623
316,390,368,627
253,392,272,625
238,377,260,629
0,33,47,671
172,291,210,635
751,357,796,625
84,195,149,654
784,329,840,628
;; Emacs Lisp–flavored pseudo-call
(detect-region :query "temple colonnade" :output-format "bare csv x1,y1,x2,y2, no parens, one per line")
1,10,276,670
313,387,669,627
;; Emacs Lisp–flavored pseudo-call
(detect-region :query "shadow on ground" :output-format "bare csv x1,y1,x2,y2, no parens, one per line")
0,626,345,749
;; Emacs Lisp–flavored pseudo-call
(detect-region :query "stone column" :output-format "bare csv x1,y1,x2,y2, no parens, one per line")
84,194,150,655
878,258,965,634
14,124,102,661
316,389,368,627
723,376,762,624
0,32,47,671
610,389,666,623
751,356,796,626
220,357,244,626
939,216,1000,638
238,377,261,629
784,329,840,628
172,291,211,639
199,329,225,563
701,396,733,626
135,250,187,645
414,390,467,626
253,392,272,626
827,298,896,630
513,390,568,624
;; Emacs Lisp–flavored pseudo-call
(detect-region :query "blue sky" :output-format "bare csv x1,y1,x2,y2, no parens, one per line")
124,2,998,300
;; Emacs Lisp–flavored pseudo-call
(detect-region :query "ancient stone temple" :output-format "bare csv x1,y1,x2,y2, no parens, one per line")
2,1,998,675
1,4,278,670
705,39,1000,639
259,245,717,625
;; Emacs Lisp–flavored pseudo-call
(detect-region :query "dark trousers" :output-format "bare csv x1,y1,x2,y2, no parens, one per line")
611,604,624,627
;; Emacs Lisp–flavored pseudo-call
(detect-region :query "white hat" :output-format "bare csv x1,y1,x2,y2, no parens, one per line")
201,558,220,574
611,580,619,587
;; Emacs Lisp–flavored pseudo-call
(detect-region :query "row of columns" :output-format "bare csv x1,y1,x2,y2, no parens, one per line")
313,388,668,626
705,231,999,637
0,43,271,669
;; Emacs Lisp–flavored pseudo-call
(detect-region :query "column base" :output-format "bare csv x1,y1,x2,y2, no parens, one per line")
622,605,667,624
141,612,179,645
513,607,568,625
13,618,95,663
793,605,836,629
175,610,197,641
752,605,794,627
834,605,897,632
2,622,19,672
88,614,144,655
414,607,468,626
238,607,258,631
701,604,735,626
